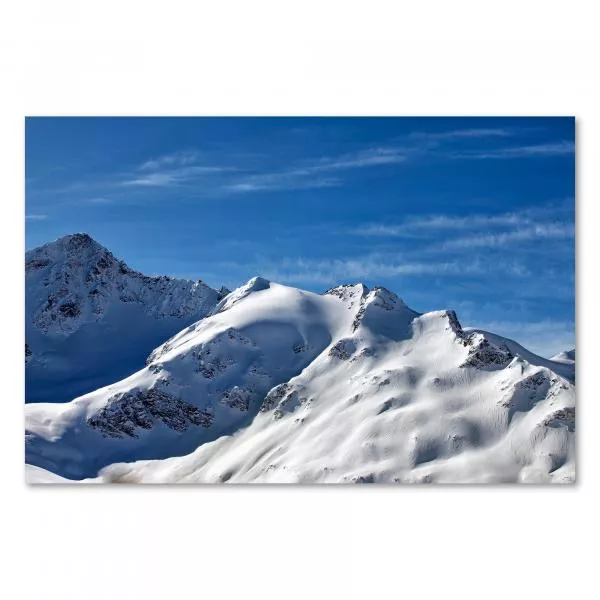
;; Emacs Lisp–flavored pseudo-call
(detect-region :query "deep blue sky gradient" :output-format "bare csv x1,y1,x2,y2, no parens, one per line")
25,117,575,356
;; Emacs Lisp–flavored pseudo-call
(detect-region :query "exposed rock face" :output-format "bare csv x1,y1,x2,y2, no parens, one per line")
217,286,231,300
259,382,309,420
544,407,575,432
87,389,214,439
445,310,464,335
459,334,514,369
328,338,357,360
325,283,368,307
221,386,252,411
260,383,292,413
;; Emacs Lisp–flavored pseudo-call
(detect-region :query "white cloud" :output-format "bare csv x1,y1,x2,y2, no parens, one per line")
25,214,47,220
122,173,177,187
139,150,200,171
256,254,529,285
356,213,528,237
225,148,406,193
226,177,341,193
408,128,513,142
450,141,574,159
354,202,574,238
308,147,406,171
441,223,574,249
122,164,235,187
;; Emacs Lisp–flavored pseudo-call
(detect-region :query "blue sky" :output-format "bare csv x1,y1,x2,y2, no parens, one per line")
25,117,575,357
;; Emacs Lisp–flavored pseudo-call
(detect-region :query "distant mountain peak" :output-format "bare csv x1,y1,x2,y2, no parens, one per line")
551,348,576,364
62,232,96,246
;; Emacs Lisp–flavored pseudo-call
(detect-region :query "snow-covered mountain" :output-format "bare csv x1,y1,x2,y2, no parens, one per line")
551,348,576,364
26,233,223,403
25,273,576,484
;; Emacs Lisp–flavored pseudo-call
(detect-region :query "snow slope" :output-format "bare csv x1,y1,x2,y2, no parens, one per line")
25,277,575,484
25,278,362,478
26,234,222,403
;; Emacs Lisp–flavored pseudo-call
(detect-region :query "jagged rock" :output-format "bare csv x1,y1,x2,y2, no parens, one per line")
87,388,213,439
446,310,464,335
517,371,549,390
26,258,51,270
217,285,231,300
328,338,357,360
260,383,291,412
221,386,252,411
58,301,81,318
460,334,513,369
325,283,368,307
544,407,575,432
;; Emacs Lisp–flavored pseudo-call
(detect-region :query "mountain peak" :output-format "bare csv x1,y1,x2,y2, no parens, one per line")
324,283,369,303
551,348,576,364
51,232,104,252
246,276,271,291
367,286,407,308
63,232,96,245
211,276,271,316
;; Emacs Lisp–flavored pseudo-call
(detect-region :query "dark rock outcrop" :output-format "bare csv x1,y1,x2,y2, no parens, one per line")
87,389,213,439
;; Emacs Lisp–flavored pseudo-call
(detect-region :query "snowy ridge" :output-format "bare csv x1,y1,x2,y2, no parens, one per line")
25,279,361,478
25,269,575,484
25,233,222,403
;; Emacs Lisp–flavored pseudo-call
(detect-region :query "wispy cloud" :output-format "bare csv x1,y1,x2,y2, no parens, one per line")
226,177,342,193
25,214,48,220
122,164,236,187
440,223,574,250
450,141,574,160
34,127,575,201
224,131,573,195
122,173,176,187
252,254,530,285
408,128,513,143
354,201,574,238
356,213,527,237
307,147,407,171
225,147,406,193
139,150,200,171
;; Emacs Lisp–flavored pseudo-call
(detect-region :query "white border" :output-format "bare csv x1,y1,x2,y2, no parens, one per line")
2,2,598,598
